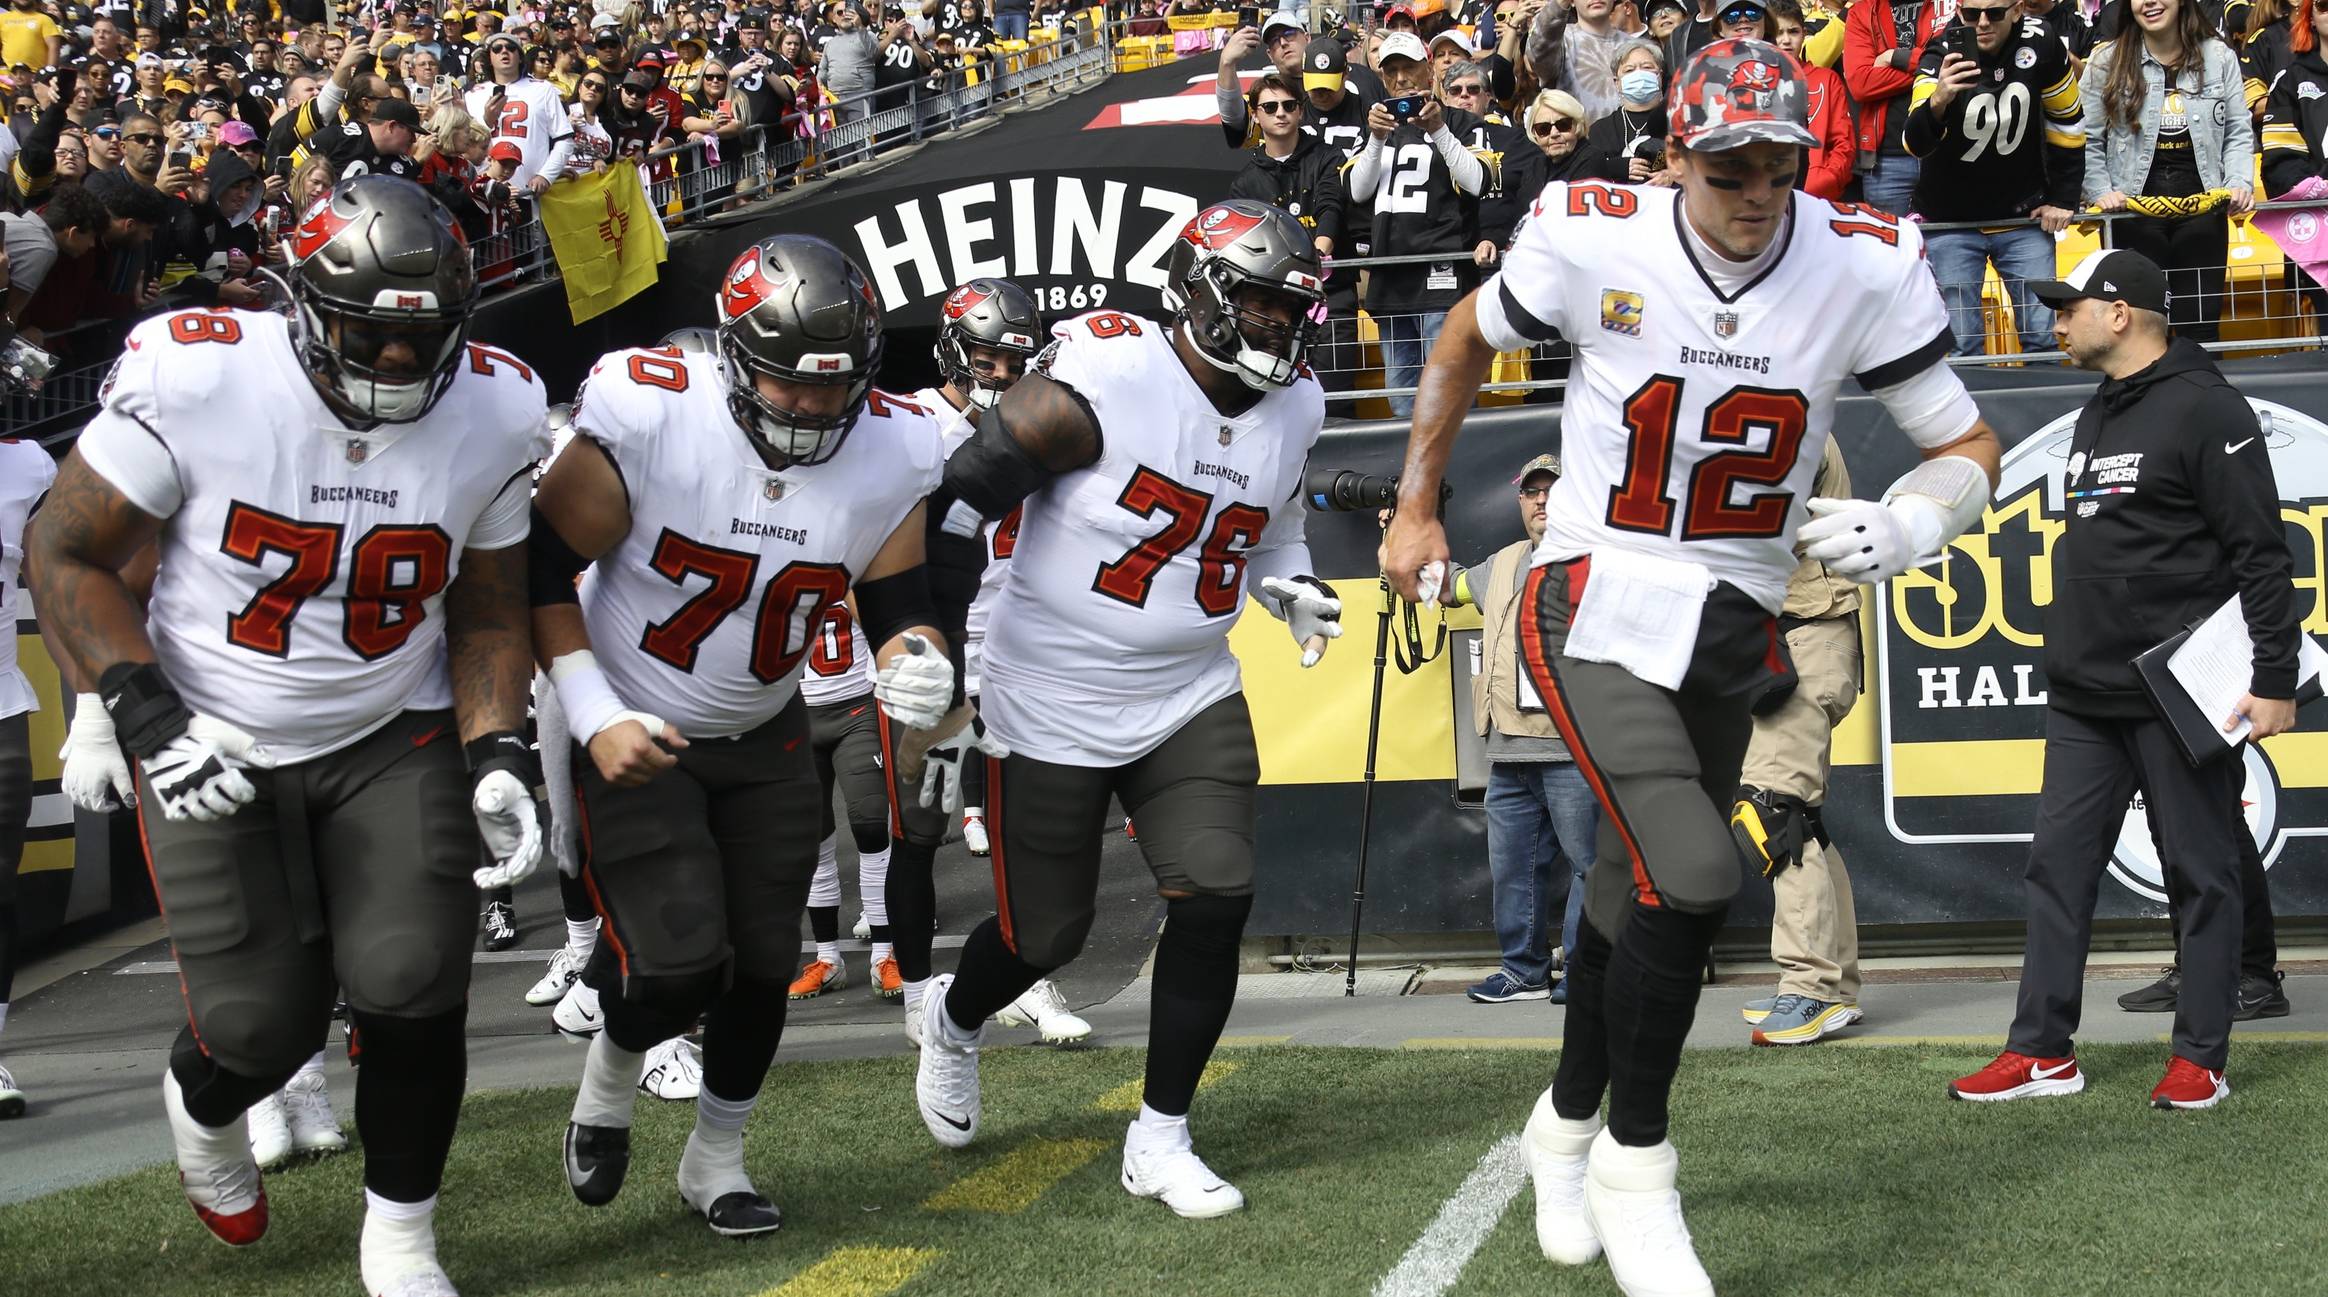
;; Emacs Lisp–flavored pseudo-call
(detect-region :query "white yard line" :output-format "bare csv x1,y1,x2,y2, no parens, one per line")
1372,1132,1528,1297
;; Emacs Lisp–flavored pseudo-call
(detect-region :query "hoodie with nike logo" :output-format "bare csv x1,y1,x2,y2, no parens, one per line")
2044,337,2298,718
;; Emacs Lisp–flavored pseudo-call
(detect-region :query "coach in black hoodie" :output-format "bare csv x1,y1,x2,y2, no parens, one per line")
1958,250,2298,1112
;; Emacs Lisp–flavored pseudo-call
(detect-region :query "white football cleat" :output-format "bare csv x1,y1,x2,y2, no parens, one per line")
904,1002,924,1052
1521,1089,1601,1264
525,944,591,1007
638,1038,703,1102
852,911,872,942
1583,1129,1714,1297
914,974,982,1148
0,1061,26,1119
1121,1127,1245,1219
553,982,604,1038
361,1206,458,1297
247,1093,294,1170
162,1069,268,1247
994,979,1091,1045
282,1070,346,1156
962,812,990,856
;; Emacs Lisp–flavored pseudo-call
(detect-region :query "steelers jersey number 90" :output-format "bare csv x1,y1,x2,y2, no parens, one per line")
637,529,850,684
1608,376,1809,541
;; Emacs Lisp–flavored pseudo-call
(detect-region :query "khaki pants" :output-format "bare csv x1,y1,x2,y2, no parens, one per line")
1740,615,1862,1003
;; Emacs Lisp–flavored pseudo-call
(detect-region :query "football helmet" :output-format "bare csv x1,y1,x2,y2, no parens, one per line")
933,278,1042,409
660,325,719,354
285,175,478,424
715,234,884,467
1672,38,1815,152
1163,200,1326,390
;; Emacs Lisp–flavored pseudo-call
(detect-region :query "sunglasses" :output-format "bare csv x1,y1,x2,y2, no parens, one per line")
1445,82,1484,96
1254,97,1299,114
702,72,727,79
123,131,163,144
582,78,607,88
1959,4,2013,19
94,125,121,138
1531,117,1576,136
620,83,644,93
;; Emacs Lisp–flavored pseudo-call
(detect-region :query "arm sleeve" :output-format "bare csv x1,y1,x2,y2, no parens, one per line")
468,469,533,550
1349,135,1386,200
1242,482,1318,590
1804,13,1847,68
2038,46,2087,207
1433,125,1485,195
1473,191,1572,351
2195,396,2300,698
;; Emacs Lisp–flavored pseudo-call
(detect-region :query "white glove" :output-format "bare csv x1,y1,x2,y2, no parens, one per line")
874,632,955,731
60,693,137,813
1796,495,1944,585
1258,575,1344,668
471,769,544,889
916,710,1011,812
141,714,276,822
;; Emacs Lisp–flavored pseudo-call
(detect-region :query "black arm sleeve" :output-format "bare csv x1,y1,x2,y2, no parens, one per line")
2196,391,2300,699
525,505,590,607
942,401,1065,520
853,564,940,650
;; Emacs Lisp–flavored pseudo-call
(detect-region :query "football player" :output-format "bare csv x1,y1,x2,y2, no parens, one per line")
788,601,899,1001
910,201,1342,1218
901,276,1089,1048
0,435,56,1121
532,234,959,1238
1382,41,2001,1297
27,176,549,1297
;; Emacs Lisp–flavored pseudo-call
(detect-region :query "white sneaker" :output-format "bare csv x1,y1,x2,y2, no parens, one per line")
994,979,1091,1044
247,1094,294,1169
1583,1129,1714,1297
0,1060,25,1119
1520,1090,1601,1265
282,1070,346,1156
162,1069,268,1246
914,974,982,1148
852,911,872,942
526,944,591,1007
638,1038,703,1102
1121,1128,1245,1219
553,982,604,1038
962,812,990,856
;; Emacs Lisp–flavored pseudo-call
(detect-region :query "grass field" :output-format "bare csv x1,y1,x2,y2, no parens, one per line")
4,1042,2325,1297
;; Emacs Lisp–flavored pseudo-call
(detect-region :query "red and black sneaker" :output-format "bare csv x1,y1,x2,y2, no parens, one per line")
2150,1056,2228,1110
1947,1050,2086,1102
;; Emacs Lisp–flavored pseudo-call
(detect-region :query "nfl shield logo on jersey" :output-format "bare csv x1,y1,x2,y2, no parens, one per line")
345,437,369,464
764,476,787,501
1713,311,1740,338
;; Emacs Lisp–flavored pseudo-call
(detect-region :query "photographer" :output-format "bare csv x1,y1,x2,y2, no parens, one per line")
1905,2,2085,355
1349,30,1486,417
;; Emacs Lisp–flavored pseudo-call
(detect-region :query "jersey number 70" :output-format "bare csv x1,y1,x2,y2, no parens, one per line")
1607,376,1809,540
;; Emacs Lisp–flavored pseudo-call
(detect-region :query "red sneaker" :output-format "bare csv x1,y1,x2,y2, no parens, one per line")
2150,1056,2228,1110
1947,1050,2085,1102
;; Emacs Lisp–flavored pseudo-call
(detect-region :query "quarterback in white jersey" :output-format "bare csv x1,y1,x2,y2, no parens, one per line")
0,435,57,1120
465,36,574,188
911,202,1342,1220
531,235,961,1240
29,178,547,1297
1385,41,2001,1297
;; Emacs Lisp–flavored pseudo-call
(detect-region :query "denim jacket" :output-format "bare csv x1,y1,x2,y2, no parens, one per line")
2077,38,2254,203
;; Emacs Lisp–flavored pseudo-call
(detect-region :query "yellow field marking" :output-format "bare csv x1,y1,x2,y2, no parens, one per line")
1399,1037,1560,1051
1828,1035,2007,1049
757,1246,941,1297
1091,1060,1241,1112
923,1139,1110,1214
1214,1035,1292,1048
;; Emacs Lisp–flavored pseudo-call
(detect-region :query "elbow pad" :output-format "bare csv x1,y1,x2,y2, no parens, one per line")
526,507,589,606
944,403,1056,521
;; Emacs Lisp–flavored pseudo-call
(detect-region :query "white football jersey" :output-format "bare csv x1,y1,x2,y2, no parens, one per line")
465,76,573,186
568,348,944,738
74,310,549,763
978,312,1324,766
0,437,58,720
1474,182,1956,612
799,602,874,706
916,385,1019,692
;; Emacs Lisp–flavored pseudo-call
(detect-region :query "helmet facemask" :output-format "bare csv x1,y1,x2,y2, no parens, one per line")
1179,260,1325,391
935,333,1035,409
292,283,473,424
718,325,881,468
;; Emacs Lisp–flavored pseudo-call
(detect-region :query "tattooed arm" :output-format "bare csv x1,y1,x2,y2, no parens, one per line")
23,453,168,687
444,536,534,744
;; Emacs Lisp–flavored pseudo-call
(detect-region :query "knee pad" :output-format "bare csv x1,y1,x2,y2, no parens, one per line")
1011,906,1097,972
1160,893,1252,959
188,994,330,1081
848,819,890,857
345,1004,467,1063
602,967,724,1052
343,926,471,1019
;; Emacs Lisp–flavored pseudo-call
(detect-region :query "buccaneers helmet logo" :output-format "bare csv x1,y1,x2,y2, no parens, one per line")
942,282,993,320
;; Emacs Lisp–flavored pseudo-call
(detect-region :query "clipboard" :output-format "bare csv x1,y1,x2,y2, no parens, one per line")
2132,599,2327,766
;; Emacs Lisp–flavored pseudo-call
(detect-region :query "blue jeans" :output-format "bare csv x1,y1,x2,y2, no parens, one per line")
1924,224,2057,356
1860,151,1920,220
995,10,1029,39
1485,761,1600,987
1380,309,1446,419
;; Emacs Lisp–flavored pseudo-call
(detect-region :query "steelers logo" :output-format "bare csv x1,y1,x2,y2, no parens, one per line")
2014,45,2036,68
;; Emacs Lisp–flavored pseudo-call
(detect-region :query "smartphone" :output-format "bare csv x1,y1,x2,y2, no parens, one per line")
168,146,194,170
1236,3,1259,26
1941,22,1976,61
191,121,210,143
1387,93,1423,120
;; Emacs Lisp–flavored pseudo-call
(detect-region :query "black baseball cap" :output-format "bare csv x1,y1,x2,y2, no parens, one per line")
2030,249,2171,315
370,95,422,127
1303,36,1347,91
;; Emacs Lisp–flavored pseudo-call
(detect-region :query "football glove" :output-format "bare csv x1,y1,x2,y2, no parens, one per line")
1730,787,1809,878
59,693,137,812
467,731,545,890
1258,575,1344,668
1797,496,1930,585
874,632,955,731
142,715,276,822
899,704,1011,813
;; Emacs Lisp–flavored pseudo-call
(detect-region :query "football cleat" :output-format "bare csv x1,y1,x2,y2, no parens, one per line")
525,943,591,1007
247,1094,294,1170
851,911,871,942
788,958,845,1000
1521,1090,1601,1265
873,956,904,999
1121,1129,1245,1219
480,900,519,952
904,1002,925,1052
368,1263,459,1297
1583,1130,1714,1297
678,1130,782,1238
962,811,990,856
2151,1056,2229,1110
995,979,1091,1044
552,982,604,1038
564,1121,631,1206
360,1205,457,1297
915,974,983,1148
639,1038,703,1102
0,1061,24,1119
163,1070,268,1247
283,1070,346,1156
1947,1051,2085,1102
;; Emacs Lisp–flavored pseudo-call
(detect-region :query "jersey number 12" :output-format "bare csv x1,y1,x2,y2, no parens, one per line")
1607,376,1809,541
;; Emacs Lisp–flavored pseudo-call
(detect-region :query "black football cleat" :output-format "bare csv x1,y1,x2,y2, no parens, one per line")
564,1122,631,1206
686,1189,783,1239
